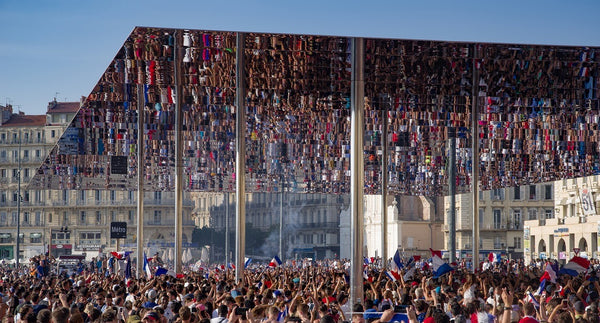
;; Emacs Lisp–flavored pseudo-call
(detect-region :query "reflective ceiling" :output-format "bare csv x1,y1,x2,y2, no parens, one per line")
30,27,600,196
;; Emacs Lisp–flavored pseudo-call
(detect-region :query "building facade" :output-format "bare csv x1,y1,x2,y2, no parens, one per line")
206,192,349,261
0,101,196,261
352,195,445,261
524,176,600,263
443,183,554,260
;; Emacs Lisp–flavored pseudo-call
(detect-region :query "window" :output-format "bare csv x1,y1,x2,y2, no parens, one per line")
63,212,68,224
513,209,521,230
154,192,162,200
62,190,69,203
30,233,41,243
80,190,86,202
528,208,538,220
48,213,52,223
479,208,484,229
513,186,521,200
479,191,484,200
0,193,4,204
95,190,101,201
493,209,502,229
128,210,134,222
0,169,5,178
23,168,29,178
51,130,56,138
96,211,102,224
23,191,29,202
514,237,522,249
110,191,116,201
154,210,161,224
35,150,40,158
492,189,504,200
23,150,29,159
544,185,552,200
545,209,554,219
0,212,5,225
23,212,30,224
529,185,537,200
110,211,116,222
80,211,86,224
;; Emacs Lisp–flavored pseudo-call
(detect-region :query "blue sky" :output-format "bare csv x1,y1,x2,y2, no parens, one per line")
1,0,599,115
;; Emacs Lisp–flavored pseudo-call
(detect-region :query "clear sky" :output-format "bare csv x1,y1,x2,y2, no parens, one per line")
1,0,599,116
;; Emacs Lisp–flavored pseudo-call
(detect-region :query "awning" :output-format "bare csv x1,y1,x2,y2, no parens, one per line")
30,233,42,238
0,233,11,239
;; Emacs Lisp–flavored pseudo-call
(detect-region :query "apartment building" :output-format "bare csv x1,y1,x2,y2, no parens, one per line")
524,176,600,262
443,182,554,260
0,100,195,261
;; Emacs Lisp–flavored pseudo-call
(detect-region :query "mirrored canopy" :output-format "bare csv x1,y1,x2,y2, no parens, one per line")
30,27,600,196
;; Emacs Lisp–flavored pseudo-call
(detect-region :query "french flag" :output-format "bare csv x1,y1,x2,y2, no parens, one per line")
539,261,557,284
535,279,547,296
143,252,152,278
558,256,590,276
527,291,541,309
269,256,282,267
392,249,403,271
244,257,252,268
111,251,132,260
430,248,454,278
228,262,235,270
488,252,501,263
385,270,401,282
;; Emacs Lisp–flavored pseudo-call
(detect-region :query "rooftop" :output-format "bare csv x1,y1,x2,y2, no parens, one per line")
46,101,80,114
0,113,46,127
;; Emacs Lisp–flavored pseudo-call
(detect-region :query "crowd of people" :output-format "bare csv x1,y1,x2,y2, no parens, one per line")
4,254,600,323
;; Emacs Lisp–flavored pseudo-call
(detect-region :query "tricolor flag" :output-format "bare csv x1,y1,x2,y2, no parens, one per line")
228,262,236,270
244,257,252,268
269,256,282,267
527,291,540,309
540,261,557,284
392,250,403,271
403,266,416,281
488,252,501,263
143,252,152,278
430,248,454,278
111,251,132,260
535,279,546,296
385,270,401,282
558,256,590,276
124,255,132,286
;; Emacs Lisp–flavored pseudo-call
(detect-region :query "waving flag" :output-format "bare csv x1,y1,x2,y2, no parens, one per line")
124,255,132,285
540,261,557,284
143,252,152,278
392,250,403,271
244,257,252,268
535,279,547,296
228,262,236,270
269,256,282,267
403,266,416,281
430,248,454,278
111,251,132,260
385,270,401,282
488,252,501,263
559,256,590,276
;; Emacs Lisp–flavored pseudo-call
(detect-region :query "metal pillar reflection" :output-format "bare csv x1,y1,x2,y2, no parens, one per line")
448,135,456,264
235,32,247,282
350,37,365,305
136,84,145,278
471,44,480,271
448,135,456,263
381,95,389,268
174,31,184,274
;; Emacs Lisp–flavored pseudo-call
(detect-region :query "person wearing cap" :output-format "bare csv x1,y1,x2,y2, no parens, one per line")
143,311,160,323
143,290,159,309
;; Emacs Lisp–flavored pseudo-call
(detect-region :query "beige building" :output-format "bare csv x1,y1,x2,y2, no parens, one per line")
524,176,600,263
342,195,444,260
443,183,554,260
0,100,195,261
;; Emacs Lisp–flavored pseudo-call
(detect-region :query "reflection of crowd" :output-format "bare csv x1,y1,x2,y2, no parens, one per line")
4,256,600,323
32,27,598,196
